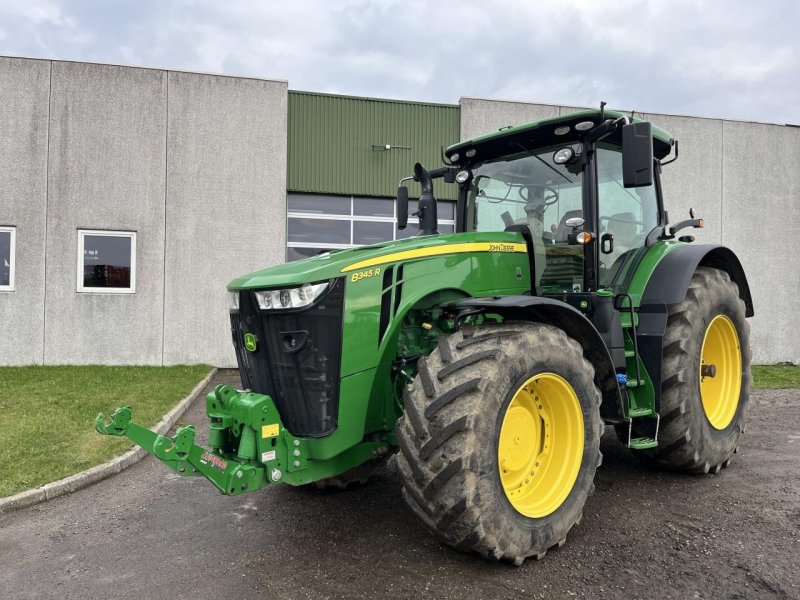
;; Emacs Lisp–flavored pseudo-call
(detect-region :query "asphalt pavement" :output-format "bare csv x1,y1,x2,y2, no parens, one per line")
1,370,797,599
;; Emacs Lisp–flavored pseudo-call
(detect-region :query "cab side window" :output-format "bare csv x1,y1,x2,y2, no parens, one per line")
596,145,659,289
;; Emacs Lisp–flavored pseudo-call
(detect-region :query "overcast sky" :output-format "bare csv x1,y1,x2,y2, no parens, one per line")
1,0,798,124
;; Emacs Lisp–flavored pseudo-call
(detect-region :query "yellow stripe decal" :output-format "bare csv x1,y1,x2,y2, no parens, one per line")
341,242,527,273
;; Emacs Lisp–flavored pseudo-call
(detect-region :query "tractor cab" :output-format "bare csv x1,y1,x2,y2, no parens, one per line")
449,108,673,299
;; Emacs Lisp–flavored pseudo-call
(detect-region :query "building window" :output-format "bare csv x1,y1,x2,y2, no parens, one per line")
77,230,136,293
0,226,15,292
286,194,456,261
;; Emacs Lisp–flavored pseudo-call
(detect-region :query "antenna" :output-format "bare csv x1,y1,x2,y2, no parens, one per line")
600,100,607,121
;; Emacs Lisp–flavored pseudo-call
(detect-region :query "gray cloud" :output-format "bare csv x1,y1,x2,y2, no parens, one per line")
0,0,797,124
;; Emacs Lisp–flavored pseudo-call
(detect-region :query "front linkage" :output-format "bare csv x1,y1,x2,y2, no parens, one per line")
96,384,387,494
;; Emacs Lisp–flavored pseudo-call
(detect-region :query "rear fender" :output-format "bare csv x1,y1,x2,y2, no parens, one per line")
634,244,753,413
640,244,753,316
444,296,625,423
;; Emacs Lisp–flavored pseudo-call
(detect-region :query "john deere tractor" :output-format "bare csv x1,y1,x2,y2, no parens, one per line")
97,107,752,564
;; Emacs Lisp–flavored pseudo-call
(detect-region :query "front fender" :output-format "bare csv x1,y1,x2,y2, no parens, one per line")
444,296,624,423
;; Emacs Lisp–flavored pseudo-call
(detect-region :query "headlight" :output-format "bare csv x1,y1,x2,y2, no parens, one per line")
254,282,329,310
228,290,240,311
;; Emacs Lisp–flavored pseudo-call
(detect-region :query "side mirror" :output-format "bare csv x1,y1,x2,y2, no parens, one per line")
397,185,409,230
622,121,654,188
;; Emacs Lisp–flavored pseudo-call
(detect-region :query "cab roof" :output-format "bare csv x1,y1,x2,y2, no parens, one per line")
447,109,675,164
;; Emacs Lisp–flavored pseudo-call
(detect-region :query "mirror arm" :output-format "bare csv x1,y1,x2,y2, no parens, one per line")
660,140,679,167
585,115,630,145
666,218,704,238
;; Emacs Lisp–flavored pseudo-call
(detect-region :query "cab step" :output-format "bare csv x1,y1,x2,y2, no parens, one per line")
625,413,660,450
627,407,654,418
625,379,646,389
629,437,658,450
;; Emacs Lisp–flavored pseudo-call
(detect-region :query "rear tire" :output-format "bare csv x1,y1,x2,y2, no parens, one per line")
396,322,602,564
622,267,751,473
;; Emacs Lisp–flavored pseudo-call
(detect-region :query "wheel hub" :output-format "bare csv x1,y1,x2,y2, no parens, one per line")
699,315,742,430
498,373,584,518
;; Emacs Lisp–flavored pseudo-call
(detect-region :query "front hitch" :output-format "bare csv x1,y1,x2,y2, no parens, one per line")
96,384,392,493
95,385,276,495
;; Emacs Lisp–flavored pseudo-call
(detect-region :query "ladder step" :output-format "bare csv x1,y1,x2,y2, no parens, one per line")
627,407,654,417
626,379,646,388
629,437,658,450
625,350,635,357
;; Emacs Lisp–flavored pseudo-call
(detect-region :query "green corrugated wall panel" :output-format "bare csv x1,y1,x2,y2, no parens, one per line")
288,91,460,200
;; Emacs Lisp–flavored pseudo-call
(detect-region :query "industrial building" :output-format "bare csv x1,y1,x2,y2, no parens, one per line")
1,56,797,366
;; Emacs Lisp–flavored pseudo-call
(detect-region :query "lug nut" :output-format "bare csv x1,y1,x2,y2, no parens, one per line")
271,468,282,481
293,449,300,457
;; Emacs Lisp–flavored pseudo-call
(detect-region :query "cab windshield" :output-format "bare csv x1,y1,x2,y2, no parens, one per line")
467,142,659,294
467,144,584,293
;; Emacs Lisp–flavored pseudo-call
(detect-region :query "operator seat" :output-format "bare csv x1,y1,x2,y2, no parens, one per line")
600,212,641,286
608,212,639,252
554,210,584,242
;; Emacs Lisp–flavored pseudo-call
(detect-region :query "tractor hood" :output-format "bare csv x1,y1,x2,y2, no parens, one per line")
227,231,526,290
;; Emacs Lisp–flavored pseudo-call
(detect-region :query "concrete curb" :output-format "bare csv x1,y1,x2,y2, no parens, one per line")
0,367,218,515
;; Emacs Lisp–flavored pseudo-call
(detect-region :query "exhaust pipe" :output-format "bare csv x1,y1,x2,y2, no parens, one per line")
414,163,439,236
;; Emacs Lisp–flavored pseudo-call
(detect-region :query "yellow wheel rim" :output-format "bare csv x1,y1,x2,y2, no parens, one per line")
699,315,742,430
498,373,584,518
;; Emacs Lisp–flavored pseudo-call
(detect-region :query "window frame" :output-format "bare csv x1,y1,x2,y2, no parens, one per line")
286,194,457,261
76,229,137,294
0,226,16,292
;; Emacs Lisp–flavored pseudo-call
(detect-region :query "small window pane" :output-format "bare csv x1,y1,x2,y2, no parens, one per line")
0,230,12,288
83,235,132,289
353,221,393,245
439,201,455,220
288,194,350,215
287,247,332,262
396,223,453,239
403,201,455,222
288,217,350,245
354,197,393,217
396,224,419,239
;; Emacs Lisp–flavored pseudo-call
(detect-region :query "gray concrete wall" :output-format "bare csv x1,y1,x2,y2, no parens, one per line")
0,57,50,365
43,61,167,364
460,98,800,363
1,62,794,365
162,72,287,367
460,97,559,142
0,56,287,366
721,121,800,364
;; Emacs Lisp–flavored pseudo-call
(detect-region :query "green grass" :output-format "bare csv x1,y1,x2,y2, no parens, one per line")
751,364,800,389
0,365,212,498
0,362,793,498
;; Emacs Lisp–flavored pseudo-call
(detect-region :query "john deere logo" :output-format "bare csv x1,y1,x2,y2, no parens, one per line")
244,333,257,352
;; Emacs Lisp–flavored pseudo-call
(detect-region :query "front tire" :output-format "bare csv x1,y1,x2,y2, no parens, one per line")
627,267,751,473
396,322,602,564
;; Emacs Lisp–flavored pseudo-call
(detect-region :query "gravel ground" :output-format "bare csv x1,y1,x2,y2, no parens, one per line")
1,370,797,599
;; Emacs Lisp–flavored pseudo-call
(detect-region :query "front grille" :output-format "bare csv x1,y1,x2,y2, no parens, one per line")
230,278,344,437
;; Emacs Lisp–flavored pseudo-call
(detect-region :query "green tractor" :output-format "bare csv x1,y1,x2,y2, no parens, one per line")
97,107,752,564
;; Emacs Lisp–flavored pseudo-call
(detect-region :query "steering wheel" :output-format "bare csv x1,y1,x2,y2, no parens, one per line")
520,183,559,207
